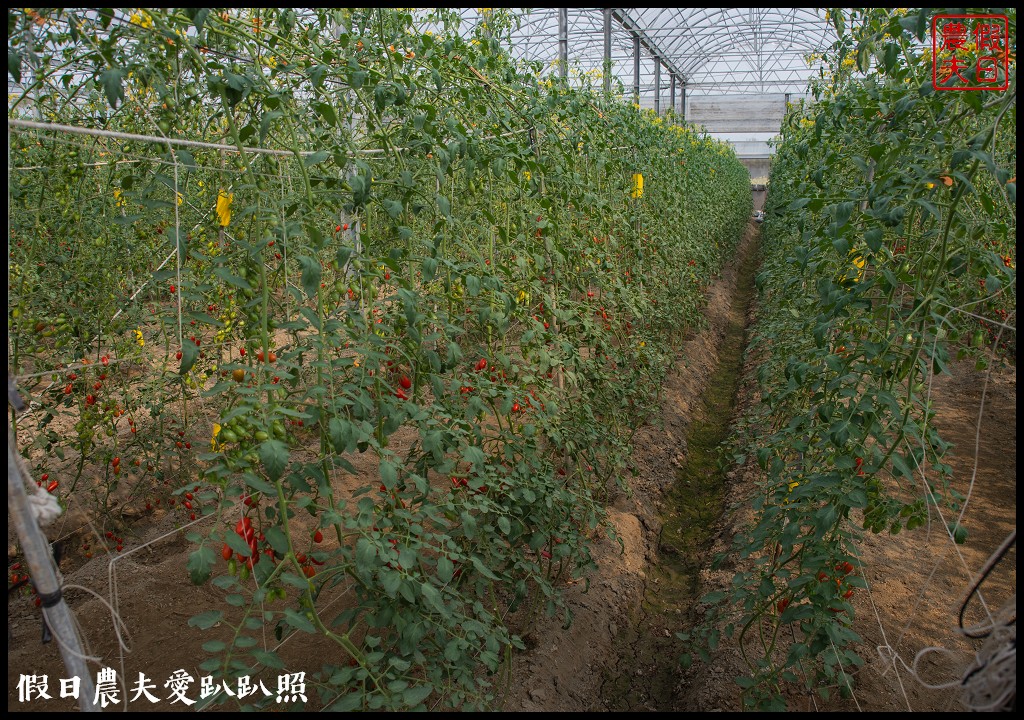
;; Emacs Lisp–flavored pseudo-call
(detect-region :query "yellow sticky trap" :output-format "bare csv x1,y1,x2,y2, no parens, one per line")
631,173,644,199
216,190,233,227
845,250,866,283
852,254,866,281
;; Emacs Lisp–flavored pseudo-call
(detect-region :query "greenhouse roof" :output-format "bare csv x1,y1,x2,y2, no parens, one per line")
449,8,838,105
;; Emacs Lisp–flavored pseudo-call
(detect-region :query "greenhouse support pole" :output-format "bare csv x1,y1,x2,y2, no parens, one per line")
7,430,98,711
603,9,612,97
670,74,676,115
558,8,568,78
654,61,661,114
680,82,687,121
632,34,640,105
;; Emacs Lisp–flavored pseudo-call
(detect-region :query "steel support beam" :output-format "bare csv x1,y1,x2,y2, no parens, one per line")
654,61,661,114
632,34,640,104
603,9,612,97
670,73,676,114
558,8,568,78
611,9,687,88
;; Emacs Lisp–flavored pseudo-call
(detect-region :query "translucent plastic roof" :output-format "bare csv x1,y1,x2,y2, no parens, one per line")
447,8,837,102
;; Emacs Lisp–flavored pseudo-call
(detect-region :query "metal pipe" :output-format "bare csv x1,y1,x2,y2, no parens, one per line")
558,8,568,78
633,34,640,105
670,74,676,115
603,9,612,97
8,430,98,711
654,61,661,114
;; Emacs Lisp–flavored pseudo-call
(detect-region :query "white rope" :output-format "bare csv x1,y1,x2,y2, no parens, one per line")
10,118,312,157
10,431,64,525
26,483,64,525
830,635,863,712
170,141,183,348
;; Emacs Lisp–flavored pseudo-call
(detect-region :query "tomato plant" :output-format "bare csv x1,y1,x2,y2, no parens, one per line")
690,7,1015,709
9,7,751,711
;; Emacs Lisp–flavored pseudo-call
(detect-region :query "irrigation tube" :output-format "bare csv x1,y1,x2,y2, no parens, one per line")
7,428,98,712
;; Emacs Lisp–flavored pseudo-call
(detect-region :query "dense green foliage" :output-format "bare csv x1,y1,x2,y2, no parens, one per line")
8,8,751,709
694,7,1015,709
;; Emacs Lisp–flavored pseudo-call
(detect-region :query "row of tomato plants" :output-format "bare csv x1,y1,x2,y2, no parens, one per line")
689,8,1016,709
8,8,751,709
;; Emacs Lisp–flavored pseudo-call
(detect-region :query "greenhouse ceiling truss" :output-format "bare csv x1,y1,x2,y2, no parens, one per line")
452,8,838,110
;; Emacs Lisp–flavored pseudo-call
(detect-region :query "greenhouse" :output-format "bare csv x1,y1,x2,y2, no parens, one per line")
7,8,1016,713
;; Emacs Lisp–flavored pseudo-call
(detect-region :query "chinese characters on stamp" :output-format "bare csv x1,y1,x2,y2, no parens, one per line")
932,14,1010,91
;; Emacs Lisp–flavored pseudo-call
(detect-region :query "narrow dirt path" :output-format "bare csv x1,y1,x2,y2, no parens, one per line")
504,223,761,711
596,222,759,710
677,279,1017,713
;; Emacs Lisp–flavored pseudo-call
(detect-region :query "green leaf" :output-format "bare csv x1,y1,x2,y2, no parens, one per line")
243,472,275,495
437,555,454,583
420,582,444,612
179,341,200,375
422,256,438,282
9,50,22,84
188,610,224,630
283,608,316,633
304,150,331,168
700,591,726,604
735,675,757,689
402,684,433,707
296,255,322,300
462,445,485,468
99,67,125,109
436,195,451,218
949,522,969,545
259,439,290,482
780,604,814,623
890,453,913,479
313,101,338,127
832,201,855,229
225,531,252,557
379,459,398,488
355,537,377,569
470,555,499,580
184,8,210,33
380,569,402,596
252,648,286,669
212,267,252,290
259,110,283,143
864,227,883,252
187,545,215,584
264,526,289,555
